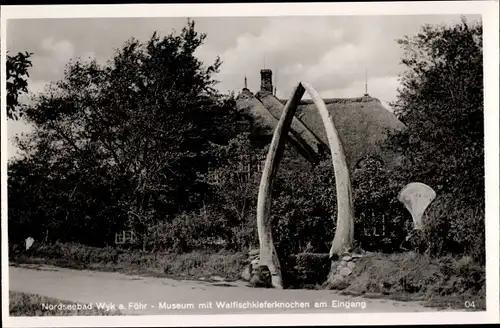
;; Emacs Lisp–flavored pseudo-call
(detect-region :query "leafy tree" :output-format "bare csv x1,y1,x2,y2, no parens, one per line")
5,51,33,120
204,133,268,250
9,20,235,247
378,18,484,260
389,17,483,200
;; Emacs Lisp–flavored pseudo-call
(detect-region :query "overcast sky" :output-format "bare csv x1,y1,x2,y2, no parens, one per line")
6,14,480,158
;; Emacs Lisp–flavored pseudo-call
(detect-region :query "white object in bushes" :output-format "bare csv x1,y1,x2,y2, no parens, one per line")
398,182,436,230
25,237,34,250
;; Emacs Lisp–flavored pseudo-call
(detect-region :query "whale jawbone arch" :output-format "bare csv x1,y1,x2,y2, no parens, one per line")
256,82,355,289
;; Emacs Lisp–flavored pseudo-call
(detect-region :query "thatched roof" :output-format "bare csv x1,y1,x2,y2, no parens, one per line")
288,96,406,168
235,89,319,163
235,73,405,170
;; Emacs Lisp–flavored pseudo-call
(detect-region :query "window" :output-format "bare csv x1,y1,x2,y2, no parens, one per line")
206,170,223,185
115,230,137,245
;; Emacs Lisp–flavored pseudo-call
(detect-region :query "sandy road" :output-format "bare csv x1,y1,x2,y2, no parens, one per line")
9,264,439,315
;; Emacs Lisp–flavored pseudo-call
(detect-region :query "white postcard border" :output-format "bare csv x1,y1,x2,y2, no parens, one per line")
1,1,498,326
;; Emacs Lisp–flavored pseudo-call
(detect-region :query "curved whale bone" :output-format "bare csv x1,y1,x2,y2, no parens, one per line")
398,182,436,231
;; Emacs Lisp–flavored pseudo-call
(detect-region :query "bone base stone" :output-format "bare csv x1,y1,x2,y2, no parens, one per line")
241,249,263,283
327,250,367,290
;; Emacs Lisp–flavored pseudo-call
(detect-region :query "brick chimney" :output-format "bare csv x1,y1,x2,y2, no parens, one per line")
260,69,273,94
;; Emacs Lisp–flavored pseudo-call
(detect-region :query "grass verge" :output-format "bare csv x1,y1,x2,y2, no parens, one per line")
9,291,122,316
329,252,486,311
10,242,247,282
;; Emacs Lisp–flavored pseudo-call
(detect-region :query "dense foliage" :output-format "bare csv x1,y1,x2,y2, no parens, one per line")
352,17,484,261
9,20,237,248
4,51,33,120
390,17,483,199
391,18,484,261
8,18,484,264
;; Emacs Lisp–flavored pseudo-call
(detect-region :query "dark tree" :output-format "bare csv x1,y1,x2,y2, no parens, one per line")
389,17,483,200
5,51,33,120
9,20,235,247
382,17,485,261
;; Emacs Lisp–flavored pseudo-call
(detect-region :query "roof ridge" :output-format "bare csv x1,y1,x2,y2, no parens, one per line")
278,96,381,105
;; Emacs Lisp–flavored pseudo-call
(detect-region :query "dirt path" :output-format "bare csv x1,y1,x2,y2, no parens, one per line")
9,264,439,315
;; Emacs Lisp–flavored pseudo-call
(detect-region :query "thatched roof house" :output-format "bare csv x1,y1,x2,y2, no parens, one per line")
235,69,405,170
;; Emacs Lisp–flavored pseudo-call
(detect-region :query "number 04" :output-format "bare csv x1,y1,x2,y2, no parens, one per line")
464,301,475,308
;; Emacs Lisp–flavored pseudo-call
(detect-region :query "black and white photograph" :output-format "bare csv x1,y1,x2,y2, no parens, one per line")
2,2,499,327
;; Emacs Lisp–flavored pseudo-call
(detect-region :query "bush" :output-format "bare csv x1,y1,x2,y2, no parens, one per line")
423,194,485,263
272,160,336,257
292,253,330,288
351,155,412,252
339,252,485,309
146,209,231,253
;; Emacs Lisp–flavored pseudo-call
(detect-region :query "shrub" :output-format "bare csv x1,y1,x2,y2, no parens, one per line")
292,253,330,288
423,194,485,264
338,252,485,309
272,160,336,257
352,155,411,252
146,207,234,253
